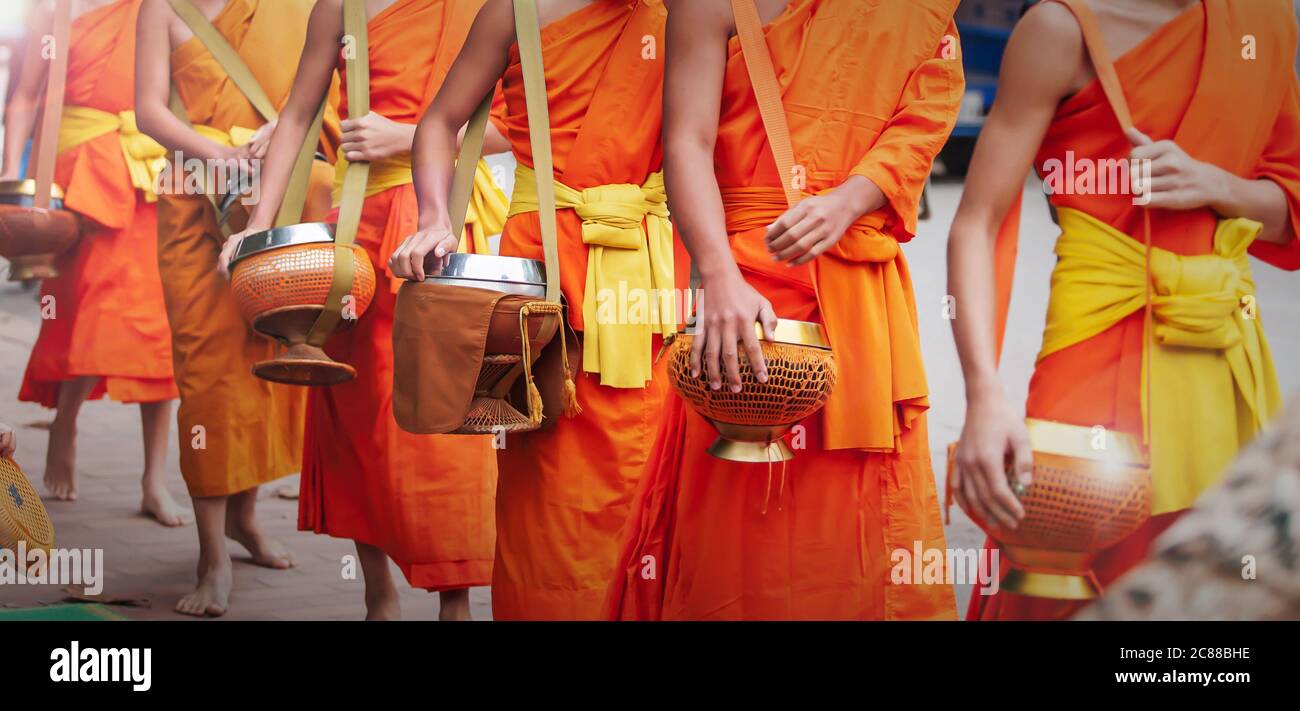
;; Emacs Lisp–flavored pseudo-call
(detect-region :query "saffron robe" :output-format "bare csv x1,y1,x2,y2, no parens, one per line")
298,0,498,591
19,0,177,408
491,0,686,620
156,0,340,498
605,0,963,620
970,0,1300,621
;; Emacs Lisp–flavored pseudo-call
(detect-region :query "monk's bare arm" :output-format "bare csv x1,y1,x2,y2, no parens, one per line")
134,0,236,163
393,0,514,281
238,0,344,236
0,8,53,179
947,3,1086,528
665,0,776,391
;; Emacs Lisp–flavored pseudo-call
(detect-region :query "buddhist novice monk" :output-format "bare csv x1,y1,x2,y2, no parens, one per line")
134,0,341,617
2,0,183,524
219,0,508,622
948,0,1299,620
388,0,686,620
601,0,964,620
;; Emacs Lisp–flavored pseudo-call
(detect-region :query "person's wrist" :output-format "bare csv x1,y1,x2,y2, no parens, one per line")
1205,163,1239,215
965,371,1005,405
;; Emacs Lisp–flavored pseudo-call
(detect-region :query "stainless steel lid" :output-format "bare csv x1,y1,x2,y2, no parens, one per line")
230,222,336,266
684,318,831,350
423,253,546,297
0,178,66,208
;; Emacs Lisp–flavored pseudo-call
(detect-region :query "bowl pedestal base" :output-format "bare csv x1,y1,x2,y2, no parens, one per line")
251,306,356,386
451,354,539,435
999,546,1101,600
707,421,797,463
7,253,58,281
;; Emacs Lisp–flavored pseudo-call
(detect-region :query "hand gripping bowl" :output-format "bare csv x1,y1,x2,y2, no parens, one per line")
424,253,552,435
0,179,81,282
229,223,377,385
667,319,838,462
950,419,1152,600
0,456,54,558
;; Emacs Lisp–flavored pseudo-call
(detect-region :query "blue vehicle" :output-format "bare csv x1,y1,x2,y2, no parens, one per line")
942,1,1037,175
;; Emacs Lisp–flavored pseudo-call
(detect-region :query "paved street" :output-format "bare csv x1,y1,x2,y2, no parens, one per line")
1,177,1297,619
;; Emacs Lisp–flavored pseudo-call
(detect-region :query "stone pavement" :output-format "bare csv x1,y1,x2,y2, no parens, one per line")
1,180,1297,620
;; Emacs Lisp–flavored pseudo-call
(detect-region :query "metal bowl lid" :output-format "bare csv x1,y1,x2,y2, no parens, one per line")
0,179,65,200
231,222,336,266
425,253,546,288
684,318,830,350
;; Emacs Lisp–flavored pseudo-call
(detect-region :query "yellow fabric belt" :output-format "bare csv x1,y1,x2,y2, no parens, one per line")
331,151,507,253
1042,207,1282,513
509,165,676,388
190,123,258,149
58,106,169,202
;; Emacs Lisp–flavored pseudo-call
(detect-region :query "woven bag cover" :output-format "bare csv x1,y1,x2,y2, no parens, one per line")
667,335,837,427
0,457,54,551
230,242,377,323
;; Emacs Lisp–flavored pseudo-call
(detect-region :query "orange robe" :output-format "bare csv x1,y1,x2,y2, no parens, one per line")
491,0,686,620
298,0,497,591
605,0,963,620
970,0,1300,620
156,0,340,498
19,0,176,408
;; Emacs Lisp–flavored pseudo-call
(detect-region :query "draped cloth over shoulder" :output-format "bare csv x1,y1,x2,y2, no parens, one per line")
299,0,497,590
488,0,685,620
20,0,177,409
605,0,963,621
969,0,1299,621
155,0,340,497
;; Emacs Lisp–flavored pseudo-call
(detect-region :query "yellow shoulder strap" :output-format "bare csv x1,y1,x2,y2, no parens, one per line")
305,0,369,348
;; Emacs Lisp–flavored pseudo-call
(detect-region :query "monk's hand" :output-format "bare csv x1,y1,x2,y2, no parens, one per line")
0,423,16,458
388,226,458,282
951,389,1031,531
217,228,258,280
765,176,882,266
341,112,416,163
691,269,778,393
1126,128,1229,211
246,120,277,161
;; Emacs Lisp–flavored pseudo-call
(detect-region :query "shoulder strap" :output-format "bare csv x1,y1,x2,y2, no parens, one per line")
453,0,560,305
1050,0,1134,132
165,0,278,122
306,0,368,347
729,0,801,208
31,0,72,210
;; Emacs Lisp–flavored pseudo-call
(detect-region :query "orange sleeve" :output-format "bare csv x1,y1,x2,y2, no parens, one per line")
1247,76,1300,270
489,80,508,137
850,20,964,243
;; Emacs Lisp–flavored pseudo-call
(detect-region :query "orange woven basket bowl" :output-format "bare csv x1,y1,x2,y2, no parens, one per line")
667,319,837,462
0,179,80,281
229,223,376,386
0,456,54,554
954,418,1152,600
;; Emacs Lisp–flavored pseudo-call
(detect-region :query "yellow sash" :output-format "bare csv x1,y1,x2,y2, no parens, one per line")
510,165,675,389
1042,207,1283,513
190,123,259,149
57,106,169,201
331,152,506,253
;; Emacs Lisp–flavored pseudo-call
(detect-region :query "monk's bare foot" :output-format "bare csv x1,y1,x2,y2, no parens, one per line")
439,589,472,621
176,560,232,618
43,459,77,501
141,487,193,527
226,520,295,569
365,591,401,621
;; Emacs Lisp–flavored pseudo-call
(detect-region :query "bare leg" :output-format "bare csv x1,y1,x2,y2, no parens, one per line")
356,541,400,621
439,588,472,621
138,400,190,526
224,487,294,569
43,376,97,501
176,495,232,617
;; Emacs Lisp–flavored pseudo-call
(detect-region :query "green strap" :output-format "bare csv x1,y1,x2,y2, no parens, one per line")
511,0,561,305
305,0,369,347
165,0,324,231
